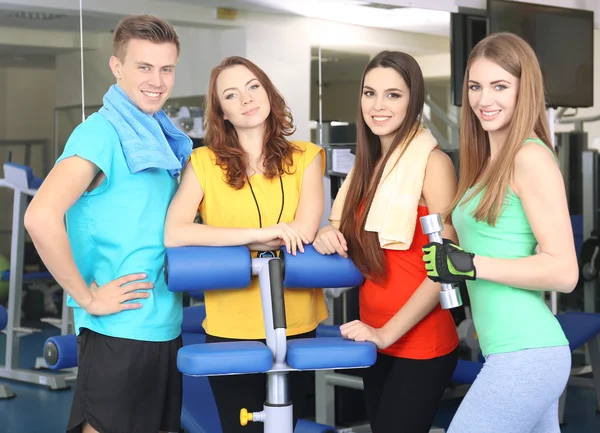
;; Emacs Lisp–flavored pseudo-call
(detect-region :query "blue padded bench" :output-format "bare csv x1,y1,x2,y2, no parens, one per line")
0,305,6,331
3,162,43,189
449,312,600,425
180,309,346,433
43,319,341,433
180,306,376,376
178,341,273,376
451,360,483,385
556,312,600,422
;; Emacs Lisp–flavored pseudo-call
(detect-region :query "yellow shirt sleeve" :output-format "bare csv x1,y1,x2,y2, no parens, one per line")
292,141,326,178
188,146,211,193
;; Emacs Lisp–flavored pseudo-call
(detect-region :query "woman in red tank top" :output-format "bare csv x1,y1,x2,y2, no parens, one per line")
314,51,460,433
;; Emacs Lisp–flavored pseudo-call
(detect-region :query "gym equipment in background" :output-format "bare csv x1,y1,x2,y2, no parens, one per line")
0,305,15,398
0,162,73,390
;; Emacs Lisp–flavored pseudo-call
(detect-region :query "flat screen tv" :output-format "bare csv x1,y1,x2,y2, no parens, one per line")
450,12,488,107
488,0,594,108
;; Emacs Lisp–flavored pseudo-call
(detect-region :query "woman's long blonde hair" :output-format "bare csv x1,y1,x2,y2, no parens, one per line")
451,32,554,225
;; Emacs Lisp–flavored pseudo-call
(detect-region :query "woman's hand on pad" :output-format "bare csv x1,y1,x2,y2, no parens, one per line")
254,223,308,255
313,225,348,258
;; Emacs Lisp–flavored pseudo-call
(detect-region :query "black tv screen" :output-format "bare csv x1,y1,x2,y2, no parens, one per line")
488,0,594,108
451,12,488,106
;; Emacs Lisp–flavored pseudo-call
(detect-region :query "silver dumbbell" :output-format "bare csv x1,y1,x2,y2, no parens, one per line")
420,213,463,309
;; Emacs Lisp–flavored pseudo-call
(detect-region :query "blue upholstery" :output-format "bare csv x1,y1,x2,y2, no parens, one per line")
182,305,207,334
287,338,376,370
452,312,600,385
189,291,205,302
451,359,484,384
1,270,52,282
316,324,342,338
281,245,364,289
571,214,583,258
45,334,78,370
177,341,273,376
30,177,43,189
3,162,43,189
182,332,206,346
0,306,6,331
181,333,220,433
556,312,600,351
180,332,339,433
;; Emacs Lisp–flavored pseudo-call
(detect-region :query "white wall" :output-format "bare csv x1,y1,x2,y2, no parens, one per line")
172,27,246,99
0,67,55,173
415,53,451,80
245,18,312,141
0,66,56,259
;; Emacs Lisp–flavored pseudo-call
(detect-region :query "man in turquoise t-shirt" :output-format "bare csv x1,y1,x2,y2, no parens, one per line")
24,14,191,433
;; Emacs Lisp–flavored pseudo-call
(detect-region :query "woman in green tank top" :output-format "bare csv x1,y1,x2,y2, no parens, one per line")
421,33,579,433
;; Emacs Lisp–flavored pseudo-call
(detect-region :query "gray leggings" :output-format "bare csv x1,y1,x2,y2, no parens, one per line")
448,345,571,433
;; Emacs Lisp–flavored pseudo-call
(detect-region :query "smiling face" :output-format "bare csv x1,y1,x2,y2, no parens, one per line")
109,38,178,115
467,57,519,135
360,66,410,149
215,64,271,131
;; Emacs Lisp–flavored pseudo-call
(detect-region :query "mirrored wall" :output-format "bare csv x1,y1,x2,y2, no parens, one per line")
0,2,82,292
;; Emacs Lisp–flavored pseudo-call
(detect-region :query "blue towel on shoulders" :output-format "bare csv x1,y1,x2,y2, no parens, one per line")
98,84,192,178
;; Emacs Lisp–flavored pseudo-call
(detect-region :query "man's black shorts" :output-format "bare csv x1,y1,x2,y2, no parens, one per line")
66,327,183,433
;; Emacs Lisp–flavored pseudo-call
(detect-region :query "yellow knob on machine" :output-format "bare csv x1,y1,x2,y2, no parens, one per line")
240,408,253,426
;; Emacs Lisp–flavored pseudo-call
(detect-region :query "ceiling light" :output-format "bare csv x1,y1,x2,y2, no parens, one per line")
6,11,67,20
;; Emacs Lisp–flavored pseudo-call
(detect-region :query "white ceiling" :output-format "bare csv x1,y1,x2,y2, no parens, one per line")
0,1,450,70
0,9,118,33
161,0,451,36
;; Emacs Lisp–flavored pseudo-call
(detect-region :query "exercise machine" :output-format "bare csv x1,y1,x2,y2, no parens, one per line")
0,162,73,390
0,305,15,398
42,244,376,433
166,243,377,433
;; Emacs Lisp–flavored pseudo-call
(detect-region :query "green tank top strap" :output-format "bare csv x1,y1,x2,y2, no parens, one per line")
522,137,558,164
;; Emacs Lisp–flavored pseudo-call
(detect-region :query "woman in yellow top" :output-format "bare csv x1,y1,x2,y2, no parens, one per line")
164,56,328,433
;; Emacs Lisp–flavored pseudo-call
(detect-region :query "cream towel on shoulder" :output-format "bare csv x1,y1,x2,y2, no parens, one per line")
329,127,438,250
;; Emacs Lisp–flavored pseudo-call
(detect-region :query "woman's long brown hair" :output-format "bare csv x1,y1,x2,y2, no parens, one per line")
339,51,425,283
204,56,300,189
449,32,553,225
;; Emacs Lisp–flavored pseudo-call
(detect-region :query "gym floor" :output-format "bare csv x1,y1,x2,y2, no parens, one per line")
1,326,600,433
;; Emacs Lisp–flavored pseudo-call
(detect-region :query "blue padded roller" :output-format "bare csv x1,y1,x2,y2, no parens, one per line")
0,306,7,331
1,270,53,282
44,334,78,370
316,324,342,338
287,338,376,370
182,305,207,334
178,342,273,376
166,246,251,292
281,245,364,288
